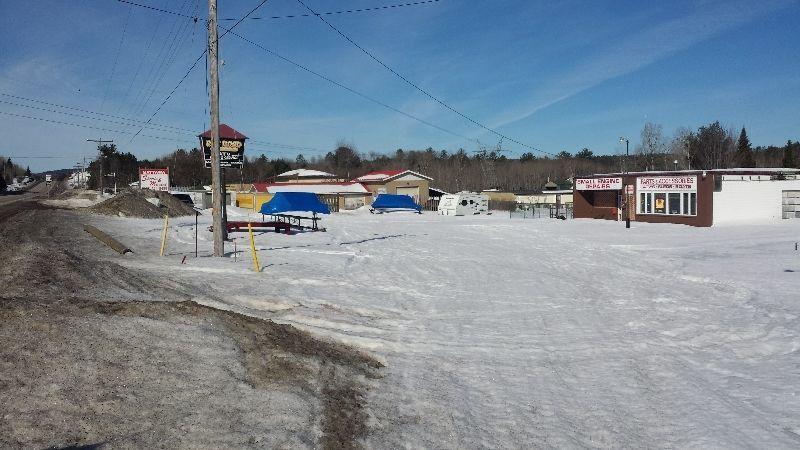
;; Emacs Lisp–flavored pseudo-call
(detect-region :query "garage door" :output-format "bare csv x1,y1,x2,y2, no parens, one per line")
396,186,420,202
783,191,800,219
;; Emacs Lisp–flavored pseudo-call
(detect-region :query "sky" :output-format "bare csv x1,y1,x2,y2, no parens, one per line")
0,0,798,171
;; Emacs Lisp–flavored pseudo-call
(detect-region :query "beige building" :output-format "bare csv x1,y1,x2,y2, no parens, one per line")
354,170,433,204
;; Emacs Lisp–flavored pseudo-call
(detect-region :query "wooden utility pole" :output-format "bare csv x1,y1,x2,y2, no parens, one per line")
86,138,113,192
208,0,224,256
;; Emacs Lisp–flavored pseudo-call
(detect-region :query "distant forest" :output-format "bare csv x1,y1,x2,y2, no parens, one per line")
83,121,800,193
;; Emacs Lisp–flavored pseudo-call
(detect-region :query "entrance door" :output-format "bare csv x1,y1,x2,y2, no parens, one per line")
783,191,800,219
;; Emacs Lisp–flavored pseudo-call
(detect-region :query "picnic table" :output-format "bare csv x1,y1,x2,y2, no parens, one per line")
261,212,325,231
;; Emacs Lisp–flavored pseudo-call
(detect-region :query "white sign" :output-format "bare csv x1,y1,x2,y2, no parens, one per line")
625,185,635,195
575,177,622,190
637,175,696,192
139,168,170,191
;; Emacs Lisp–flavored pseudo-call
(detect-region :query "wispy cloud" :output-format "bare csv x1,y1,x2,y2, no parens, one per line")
488,0,792,130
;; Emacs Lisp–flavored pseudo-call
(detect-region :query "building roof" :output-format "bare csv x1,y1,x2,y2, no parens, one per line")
354,169,433,182
252,182,369,195
198,123,248,140
276,169,336,179
584,168,800,178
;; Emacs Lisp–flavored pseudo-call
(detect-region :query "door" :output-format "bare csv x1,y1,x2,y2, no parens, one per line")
396,186,420,202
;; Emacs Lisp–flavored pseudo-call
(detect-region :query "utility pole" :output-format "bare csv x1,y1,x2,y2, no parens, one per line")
208,0,224,257
87,138,113,192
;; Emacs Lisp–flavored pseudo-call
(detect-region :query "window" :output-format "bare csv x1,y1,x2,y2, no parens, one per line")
682,193,689,215
637,191,697,216
654,193,666,214
668,193,681,214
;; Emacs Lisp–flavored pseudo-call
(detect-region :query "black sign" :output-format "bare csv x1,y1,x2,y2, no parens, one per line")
201,137,245,168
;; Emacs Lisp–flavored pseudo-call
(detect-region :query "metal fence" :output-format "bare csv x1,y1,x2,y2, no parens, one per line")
510,203,573,219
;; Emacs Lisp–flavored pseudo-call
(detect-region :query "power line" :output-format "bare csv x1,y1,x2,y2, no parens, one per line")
221,0,441,20
118,0,442,21
224,27,477,144
295,0,554,157
116,0,195,18
0,110,303,155
116,0,478,151
128,0,271,143
0,92,325,151
0,93,195,133
130,0,195,118
100,2,133,112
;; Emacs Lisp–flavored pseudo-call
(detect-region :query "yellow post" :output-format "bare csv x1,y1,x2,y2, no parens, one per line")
247,222,260,272
160,214,169,256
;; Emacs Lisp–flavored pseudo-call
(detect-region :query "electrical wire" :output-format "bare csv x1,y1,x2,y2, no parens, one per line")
100,2,133,112
295,0,554,157
224,27,477,145
0,93,324,153
221,0,441,20
128,0,271,143
117,0,442,21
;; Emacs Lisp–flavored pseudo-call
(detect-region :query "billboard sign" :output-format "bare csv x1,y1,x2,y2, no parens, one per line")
202,137,245,168
575,177,622,190
139,168,170,191
637,175,697,192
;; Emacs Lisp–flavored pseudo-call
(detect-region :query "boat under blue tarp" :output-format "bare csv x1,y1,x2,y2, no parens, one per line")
370,194,422,213
259,192,330,215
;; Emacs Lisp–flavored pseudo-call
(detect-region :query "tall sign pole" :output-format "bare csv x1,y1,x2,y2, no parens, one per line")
208,0,224,256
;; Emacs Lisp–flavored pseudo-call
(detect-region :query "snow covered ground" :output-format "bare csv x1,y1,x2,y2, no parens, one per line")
95,208,800,448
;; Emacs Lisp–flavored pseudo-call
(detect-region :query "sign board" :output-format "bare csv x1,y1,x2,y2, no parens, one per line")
625,185,634,195
636,175,697,192
139,168,170,191
575,177,622,190
201,137,245,169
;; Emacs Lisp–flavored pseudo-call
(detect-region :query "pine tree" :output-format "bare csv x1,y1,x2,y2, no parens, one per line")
734,127,755,167
0,173,6,193
783,140,797,168
25,166,31,177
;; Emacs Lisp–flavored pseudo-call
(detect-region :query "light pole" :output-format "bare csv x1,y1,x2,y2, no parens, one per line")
619,136,630,228
619,137,629,173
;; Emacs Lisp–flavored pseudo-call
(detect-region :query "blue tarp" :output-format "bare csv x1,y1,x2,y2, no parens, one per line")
260,192,330,215
371,194,421,212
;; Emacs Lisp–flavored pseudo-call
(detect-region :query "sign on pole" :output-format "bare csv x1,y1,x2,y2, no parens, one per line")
201,137,245,168
139,168,170,191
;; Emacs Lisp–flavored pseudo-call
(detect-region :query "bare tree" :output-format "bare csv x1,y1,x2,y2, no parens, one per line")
635,122,666,171
668,126,693,170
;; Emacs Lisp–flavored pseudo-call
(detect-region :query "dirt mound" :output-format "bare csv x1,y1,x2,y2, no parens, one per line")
90,189,194,218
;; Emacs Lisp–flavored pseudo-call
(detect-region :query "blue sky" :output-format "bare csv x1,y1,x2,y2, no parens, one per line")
1,0,798,171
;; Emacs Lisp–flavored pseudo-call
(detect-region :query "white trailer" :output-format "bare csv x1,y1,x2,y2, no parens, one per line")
437,192,489,216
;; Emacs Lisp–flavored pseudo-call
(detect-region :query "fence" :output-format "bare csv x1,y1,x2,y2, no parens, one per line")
510,203,573,219
423,198,440,211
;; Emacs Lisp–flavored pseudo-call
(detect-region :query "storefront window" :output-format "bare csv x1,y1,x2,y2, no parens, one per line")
654,193,666,214
636,176,698,217
668,193,681,214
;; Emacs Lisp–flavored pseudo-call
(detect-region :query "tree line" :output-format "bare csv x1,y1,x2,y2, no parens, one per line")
1,157,32,192
83,121,799,193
